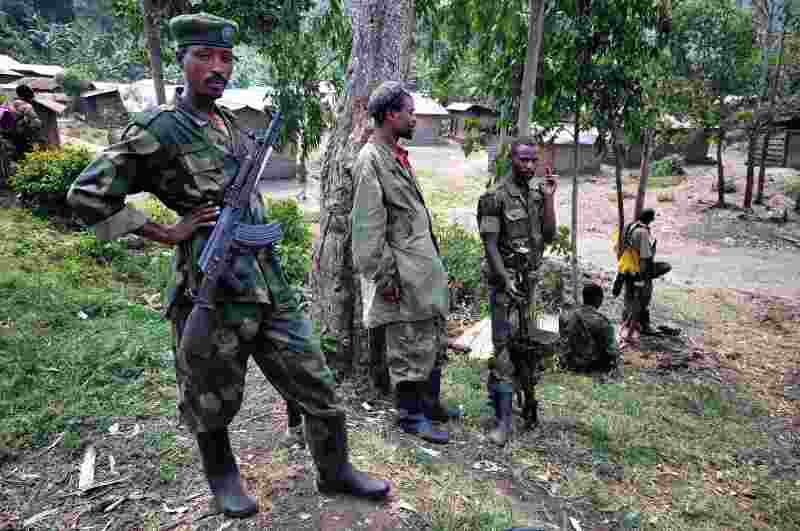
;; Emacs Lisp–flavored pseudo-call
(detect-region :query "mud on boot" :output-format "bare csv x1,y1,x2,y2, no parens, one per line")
307,414,391,500
196,429,258,518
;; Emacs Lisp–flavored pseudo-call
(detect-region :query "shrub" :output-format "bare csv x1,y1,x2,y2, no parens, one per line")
433,216,483,290
649,155,685,177
75,230,128,264
10,145,93,211
265,198,312,287
128,195,178,226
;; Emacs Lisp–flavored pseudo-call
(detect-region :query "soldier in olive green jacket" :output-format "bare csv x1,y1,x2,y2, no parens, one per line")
68,13,390,520
352,81,457,445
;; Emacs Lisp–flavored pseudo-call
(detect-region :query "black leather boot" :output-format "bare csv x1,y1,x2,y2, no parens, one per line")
488,388,513,447
196,429,258,518
306,414,391,500
280,400,306,448
397,381,449,444
423,368,463,422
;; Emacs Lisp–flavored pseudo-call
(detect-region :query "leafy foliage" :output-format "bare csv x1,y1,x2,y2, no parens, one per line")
433,217,484,290
265,198,311,287
649,155,686,178
11,145,93,207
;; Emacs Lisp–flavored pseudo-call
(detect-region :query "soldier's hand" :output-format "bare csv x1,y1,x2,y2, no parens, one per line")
163,206,220,245
381,286,401,304
541,175,558,196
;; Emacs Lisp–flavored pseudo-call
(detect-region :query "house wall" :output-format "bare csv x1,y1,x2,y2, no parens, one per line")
409,115,446,145
450,111,497,139
31,103,60,147
84,93,129,128
544,144,600,174
788,130,800,170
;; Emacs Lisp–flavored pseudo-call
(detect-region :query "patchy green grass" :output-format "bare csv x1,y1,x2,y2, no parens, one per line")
435,354,796,530
0,208,174,449
415,169,487,218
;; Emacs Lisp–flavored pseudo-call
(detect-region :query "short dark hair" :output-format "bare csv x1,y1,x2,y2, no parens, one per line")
638,208,655,224
510,137,537,158
16,84,34,100
582,282,604,306
371,90,410,126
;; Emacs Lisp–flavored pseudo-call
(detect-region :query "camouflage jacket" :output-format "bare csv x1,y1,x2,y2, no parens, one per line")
477,173,547,286
351,141,449,328
562,305,619,369
7,99,42,143
68,101,294,318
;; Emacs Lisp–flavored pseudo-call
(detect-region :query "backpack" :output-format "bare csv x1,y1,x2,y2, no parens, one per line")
564,310,597,369
0,105,16,132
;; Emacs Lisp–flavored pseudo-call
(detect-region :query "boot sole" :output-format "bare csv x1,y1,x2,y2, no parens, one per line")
212,497,259,519
317,482,391,500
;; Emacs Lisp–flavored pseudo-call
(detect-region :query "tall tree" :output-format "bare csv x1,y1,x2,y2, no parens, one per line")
141,0,166,105
517,0,546,136
311,0,415,371
671,0,755,208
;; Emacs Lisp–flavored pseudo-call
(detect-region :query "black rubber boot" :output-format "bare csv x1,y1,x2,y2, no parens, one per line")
397,382,449,444
307,414,392,500
488,389,513,447
196,429,258,518
423,368,463,422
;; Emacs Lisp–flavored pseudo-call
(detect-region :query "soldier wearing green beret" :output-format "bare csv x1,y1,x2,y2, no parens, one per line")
351,81,461,446
68,13,390,519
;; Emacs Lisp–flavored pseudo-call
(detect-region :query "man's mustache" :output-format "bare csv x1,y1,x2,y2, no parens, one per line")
205,74,227,84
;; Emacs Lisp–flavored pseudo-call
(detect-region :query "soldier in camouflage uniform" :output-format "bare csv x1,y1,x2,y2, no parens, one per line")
5,85,43,160
352,81,458,446
560,283,623,378
68,14,390,519
477,137,557,446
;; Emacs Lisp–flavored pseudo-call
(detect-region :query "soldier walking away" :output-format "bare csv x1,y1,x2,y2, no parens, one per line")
559,283,623,379
67,14,390,519
352,81,460,446
618,208,672,349
477,138,558,446
6,85,43,160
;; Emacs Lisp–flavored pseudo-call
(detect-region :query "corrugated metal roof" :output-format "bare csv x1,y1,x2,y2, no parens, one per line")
13,64,64,78
32,96,66,114
217,87,273,112
0,55,22,70
17,77,62,92
446,102,495,113
411,92,449,116
82,88,120,98
0,68,22,78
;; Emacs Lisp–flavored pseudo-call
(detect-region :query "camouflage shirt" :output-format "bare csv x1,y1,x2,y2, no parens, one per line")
477,173,547,286
562,305,619,370
351,141,449,328
68,101,284,316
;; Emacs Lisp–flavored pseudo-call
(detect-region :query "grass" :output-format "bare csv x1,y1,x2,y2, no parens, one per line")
0,208,175,449
415,169,488,219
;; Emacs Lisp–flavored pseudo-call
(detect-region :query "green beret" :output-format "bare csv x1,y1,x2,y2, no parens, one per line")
367,81,408,116
169,13,238,49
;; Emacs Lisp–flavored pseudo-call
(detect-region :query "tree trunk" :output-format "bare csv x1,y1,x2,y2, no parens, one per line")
142,0,166,106
516,0,546,137
756,126,770,204
744,128,756,209
635,128,652,219
571,102,580,304
614,132,625,258
311,0,414,374
716,129,726,207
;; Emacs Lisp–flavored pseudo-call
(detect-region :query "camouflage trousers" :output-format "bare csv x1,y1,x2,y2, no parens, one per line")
379,317,447,389
171,302,342,434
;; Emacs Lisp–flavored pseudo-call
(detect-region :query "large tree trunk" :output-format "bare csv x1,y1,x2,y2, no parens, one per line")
635,128,653,219
311,0,414,374
756,126,770,205
744,127,756,209
756,25,787,205
716,129,726,207
516,0,546,137
571,102,580,304
142,0,166,105
614,131,625,258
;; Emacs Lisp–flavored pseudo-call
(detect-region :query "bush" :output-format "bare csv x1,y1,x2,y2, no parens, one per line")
128,195,178,226
10,145,93,211
433,216,483,290
265,198,312,287
649,155,686,178
75,231,128,264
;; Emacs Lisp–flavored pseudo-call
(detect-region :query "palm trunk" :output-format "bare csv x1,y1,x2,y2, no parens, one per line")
756,127,770,204
571,102,580,304
716,129,726,207
311,0,415,373
614,133,625,258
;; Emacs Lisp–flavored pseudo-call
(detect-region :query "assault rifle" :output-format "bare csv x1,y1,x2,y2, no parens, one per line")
178,111,284,358
507,248,559,429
